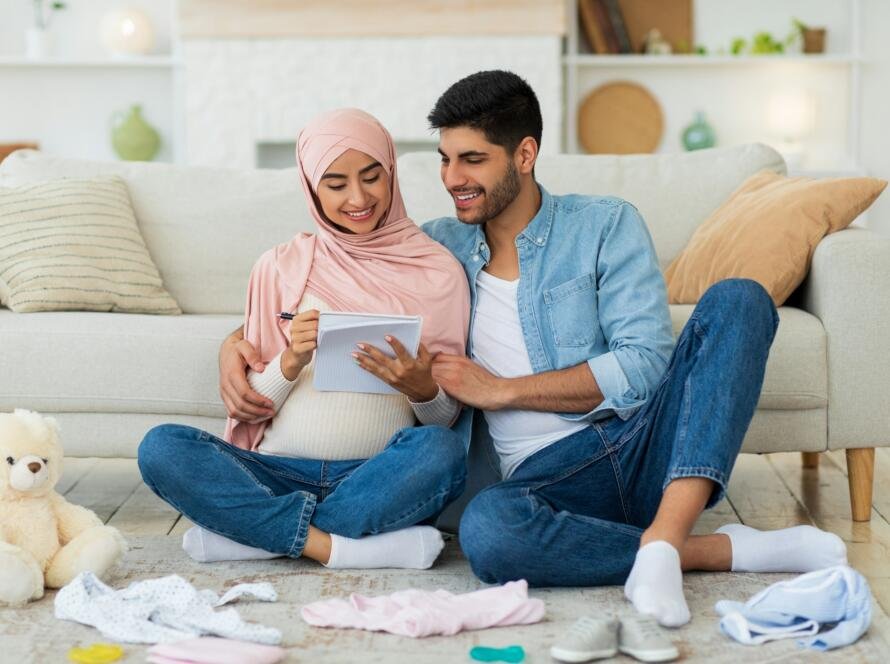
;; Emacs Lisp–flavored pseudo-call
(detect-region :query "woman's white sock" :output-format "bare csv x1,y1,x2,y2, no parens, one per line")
716,523,847,573
325,526,444,570
182,527,281,563
624,540,691,628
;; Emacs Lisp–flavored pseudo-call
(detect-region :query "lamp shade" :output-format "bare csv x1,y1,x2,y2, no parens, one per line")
100,9,155,57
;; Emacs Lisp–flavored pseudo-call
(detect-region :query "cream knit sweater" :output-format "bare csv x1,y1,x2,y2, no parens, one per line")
247,293,457,460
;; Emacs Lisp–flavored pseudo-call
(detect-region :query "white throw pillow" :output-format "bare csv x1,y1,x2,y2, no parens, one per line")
0,176,180,314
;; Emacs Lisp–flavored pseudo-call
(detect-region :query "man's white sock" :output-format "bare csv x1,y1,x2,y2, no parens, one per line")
716,523,847,573
182,527,281,563
325,526,444,570
624,541,691,628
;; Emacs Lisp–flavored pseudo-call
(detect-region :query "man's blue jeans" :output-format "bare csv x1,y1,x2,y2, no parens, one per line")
138,424,466,557
459,279,779,587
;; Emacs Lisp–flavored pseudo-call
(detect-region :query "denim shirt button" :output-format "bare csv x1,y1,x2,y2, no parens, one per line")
472,254,480,261
537,237,543,243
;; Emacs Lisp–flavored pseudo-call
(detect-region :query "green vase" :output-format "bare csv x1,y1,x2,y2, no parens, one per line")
111,105,160,161
682,111,716,151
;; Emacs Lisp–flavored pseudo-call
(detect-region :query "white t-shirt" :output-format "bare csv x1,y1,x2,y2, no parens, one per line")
471,270,588,477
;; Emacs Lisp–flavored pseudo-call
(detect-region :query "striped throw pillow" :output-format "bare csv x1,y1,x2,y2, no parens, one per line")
0,176,181,314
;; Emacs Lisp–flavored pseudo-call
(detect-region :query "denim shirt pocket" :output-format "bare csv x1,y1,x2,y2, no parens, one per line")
543,272,599,347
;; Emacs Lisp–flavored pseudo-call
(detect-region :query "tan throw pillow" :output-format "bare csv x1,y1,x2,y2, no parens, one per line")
664,170,887,306
0,176,181,314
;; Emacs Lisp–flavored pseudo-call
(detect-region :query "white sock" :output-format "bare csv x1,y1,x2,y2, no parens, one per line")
325,526,444,570
624,541,690,628
716,523,847,573
182,527,281,563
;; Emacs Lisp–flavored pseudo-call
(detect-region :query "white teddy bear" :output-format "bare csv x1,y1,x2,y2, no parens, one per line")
0,409,128,605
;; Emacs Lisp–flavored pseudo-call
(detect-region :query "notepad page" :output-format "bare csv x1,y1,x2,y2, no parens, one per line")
313,314,422,394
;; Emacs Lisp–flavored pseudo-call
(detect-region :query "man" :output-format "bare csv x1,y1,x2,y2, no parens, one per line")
220,71,847,627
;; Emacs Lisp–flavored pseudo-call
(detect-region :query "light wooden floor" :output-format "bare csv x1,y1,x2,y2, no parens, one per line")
62,449,890,613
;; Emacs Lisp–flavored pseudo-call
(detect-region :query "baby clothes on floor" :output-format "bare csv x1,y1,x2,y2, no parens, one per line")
301,579,545,638
55,572,281,645
146,637,286,664
715,565,872,651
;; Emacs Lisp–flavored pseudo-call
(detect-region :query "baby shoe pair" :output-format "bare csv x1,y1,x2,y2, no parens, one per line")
550,614,678,663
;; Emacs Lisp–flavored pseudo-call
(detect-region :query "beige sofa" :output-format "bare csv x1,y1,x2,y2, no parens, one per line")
1,144,887,521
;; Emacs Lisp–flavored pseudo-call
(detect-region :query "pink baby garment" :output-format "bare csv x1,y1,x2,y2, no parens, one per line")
146,637,286,664
301,579,545,638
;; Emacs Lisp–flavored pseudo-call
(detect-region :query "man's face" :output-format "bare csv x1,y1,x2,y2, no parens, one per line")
438,127,521,225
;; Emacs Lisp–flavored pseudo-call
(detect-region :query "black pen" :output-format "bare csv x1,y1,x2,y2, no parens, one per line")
277,312,295,320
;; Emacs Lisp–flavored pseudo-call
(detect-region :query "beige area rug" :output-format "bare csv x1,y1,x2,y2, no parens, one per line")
2,537,888,663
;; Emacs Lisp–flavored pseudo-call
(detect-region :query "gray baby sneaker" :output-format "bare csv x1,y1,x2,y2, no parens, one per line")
618,614,679,662
550,616,619,662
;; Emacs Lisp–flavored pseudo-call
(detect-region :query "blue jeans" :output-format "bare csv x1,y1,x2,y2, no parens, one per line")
138,424,466,557
459,279,779,587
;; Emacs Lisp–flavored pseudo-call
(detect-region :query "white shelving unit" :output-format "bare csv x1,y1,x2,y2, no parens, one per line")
0,56,179,68
563,0,864,176
565,53,862,67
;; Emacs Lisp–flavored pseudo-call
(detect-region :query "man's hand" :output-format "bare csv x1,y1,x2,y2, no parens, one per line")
431,354,510,410
219,328,275,423
354,336,439,403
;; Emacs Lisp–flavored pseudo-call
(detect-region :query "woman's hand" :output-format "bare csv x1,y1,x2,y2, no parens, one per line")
282,309,319,380
354,336,439,402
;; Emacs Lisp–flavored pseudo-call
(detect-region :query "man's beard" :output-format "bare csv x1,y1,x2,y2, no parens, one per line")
456,161,521,225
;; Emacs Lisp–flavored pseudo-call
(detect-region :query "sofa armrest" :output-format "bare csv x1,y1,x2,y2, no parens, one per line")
800,227,890,449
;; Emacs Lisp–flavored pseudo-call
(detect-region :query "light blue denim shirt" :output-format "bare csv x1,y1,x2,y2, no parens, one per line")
422,185,674,434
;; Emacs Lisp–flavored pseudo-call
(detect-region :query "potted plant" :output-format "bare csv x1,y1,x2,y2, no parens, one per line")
26,0,66,59
791,18,827,54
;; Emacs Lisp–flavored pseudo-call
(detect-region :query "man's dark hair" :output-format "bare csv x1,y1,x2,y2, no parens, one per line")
428,70,543,154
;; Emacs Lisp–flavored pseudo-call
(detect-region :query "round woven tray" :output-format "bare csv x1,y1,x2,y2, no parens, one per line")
578,81,664,154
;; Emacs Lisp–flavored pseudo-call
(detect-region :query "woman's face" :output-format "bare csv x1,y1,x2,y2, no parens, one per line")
315,149,391,234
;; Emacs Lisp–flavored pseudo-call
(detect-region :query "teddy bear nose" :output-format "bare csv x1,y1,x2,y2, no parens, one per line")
28,462,42,473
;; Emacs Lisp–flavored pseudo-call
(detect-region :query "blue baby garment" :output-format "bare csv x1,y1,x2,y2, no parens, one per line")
715,565,871,651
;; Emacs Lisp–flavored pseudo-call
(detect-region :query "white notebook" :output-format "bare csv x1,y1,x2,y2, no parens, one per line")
313,312,423,394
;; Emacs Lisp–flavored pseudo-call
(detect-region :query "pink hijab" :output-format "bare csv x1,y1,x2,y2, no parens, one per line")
225,109,470,450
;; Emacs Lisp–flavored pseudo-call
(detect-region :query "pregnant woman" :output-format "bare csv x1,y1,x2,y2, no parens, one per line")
138,109,470,570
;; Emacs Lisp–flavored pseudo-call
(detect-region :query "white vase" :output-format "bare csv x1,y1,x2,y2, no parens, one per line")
25,27,51,59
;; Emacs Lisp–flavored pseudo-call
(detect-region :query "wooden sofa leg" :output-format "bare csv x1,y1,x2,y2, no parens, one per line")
801,452,820,469
846,447,875,522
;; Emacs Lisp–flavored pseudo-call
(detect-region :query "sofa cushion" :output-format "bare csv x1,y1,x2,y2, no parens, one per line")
0,176,181,314
664,171,888,306
0,150,310,315
398,143,786,268
0,308,239,417
670,304,827,410
0,303,826,421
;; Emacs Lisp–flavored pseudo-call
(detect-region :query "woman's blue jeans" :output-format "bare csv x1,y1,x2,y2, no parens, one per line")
459,279,780,587
138,424,466,557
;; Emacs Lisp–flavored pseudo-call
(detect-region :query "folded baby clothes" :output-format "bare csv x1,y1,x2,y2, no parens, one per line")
301,579,545,638
715,565,872,651
146,637,287,664
55,572,281,645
